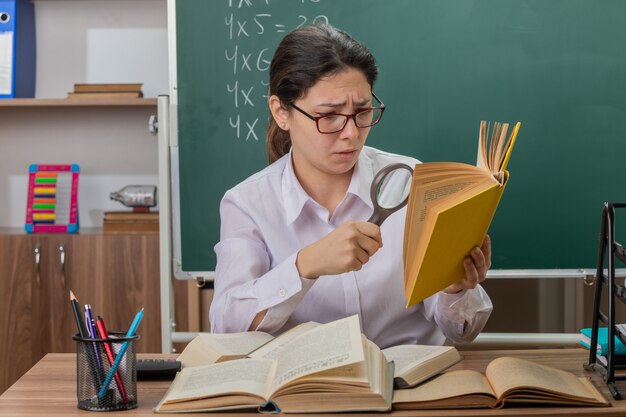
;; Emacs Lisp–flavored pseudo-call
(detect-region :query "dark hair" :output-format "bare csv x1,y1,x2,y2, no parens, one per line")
267,24,378,164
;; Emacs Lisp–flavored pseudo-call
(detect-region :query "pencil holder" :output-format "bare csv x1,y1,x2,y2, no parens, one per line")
73,332,139,411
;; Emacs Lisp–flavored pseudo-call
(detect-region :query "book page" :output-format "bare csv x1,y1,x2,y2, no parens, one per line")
365,337,385,398
476,121,518,175
269,315,364,392
487,122,500,171
476,121,488,171
407,163,491,236
486,357,600,401
249,321,320,360
161,358,275,404
403,161,486,265
312,335,371,382
393,370,495,404
178,331,274,367
382,345,457,378
275,337,371,398
492,123,510,173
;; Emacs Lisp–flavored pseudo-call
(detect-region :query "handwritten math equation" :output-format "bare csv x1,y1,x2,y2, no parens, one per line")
224,0,330,141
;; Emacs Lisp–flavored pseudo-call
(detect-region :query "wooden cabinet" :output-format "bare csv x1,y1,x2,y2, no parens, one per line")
0,234,39,393
0,231,188,394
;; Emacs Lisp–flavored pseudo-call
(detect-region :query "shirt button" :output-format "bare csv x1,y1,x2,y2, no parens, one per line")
279,289,286,298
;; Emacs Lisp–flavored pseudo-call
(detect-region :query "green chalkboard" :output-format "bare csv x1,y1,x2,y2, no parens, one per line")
173,0,626,275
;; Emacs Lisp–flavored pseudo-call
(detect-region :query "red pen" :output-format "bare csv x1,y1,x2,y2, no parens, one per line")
95,315,128,403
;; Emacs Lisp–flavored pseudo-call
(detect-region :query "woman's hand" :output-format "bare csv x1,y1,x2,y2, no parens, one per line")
443,235,491,294
296,221,383,279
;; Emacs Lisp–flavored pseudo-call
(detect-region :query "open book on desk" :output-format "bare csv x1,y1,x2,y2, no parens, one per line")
404,121,521,306
382,344,461,388
155,315,393,413
393,356,608,410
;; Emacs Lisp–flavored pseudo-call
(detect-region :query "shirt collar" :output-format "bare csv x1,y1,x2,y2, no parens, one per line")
281,148,376,225
281,151,310,225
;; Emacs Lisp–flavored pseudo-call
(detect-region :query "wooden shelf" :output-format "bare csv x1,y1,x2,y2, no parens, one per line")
0,98,158,107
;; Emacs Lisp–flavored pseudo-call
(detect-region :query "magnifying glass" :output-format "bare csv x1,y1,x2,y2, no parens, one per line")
367,163,414,226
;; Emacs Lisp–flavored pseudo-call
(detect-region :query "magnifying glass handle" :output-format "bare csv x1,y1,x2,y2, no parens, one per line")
367,211,386,227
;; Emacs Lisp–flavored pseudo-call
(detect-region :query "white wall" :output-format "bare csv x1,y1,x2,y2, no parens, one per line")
0,0,167,228
35,0,168,99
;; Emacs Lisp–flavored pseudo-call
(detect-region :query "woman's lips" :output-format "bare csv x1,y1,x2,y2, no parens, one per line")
335,150,356,160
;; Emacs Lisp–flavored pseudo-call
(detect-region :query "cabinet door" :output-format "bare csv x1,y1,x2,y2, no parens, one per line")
66,233,162,352
100,233,162,353
42,234,81,353
0,234,41,393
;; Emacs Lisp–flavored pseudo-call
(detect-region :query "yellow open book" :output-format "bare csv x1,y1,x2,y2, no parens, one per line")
403,121,520,306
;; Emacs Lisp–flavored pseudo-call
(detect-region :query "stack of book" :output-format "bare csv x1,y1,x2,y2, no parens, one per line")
67,83,143,99
580,326,626,366
102,211,158,234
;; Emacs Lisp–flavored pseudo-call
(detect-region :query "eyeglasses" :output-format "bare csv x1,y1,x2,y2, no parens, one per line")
290,93,385,134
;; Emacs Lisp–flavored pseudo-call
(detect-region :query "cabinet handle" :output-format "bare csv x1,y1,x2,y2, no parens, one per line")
59,244,66,288
34,243,41,287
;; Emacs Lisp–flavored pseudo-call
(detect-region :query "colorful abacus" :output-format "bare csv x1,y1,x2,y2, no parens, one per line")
25,164,80,233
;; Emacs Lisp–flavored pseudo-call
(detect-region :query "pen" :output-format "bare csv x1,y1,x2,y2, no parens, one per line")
98,308,144,399
85,304,105,382
95,315,128,403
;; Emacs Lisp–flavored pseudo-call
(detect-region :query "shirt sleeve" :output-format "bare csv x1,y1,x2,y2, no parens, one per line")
209,192,314,334
422,285,493,343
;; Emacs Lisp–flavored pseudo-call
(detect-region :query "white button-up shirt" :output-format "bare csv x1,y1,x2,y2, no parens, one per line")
210,146,493,348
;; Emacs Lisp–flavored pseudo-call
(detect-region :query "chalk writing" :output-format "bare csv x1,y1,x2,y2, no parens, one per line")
224,0,329,140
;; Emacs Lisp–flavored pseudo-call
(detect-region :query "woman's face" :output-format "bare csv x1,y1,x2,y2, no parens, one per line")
282,68,374,182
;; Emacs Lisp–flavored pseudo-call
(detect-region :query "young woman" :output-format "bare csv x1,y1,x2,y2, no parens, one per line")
209,24,492,348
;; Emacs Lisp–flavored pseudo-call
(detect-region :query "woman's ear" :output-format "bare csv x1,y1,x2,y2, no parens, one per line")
269,95,289,130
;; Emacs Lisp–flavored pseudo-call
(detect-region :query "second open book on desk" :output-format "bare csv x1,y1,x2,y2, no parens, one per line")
393,356,608,409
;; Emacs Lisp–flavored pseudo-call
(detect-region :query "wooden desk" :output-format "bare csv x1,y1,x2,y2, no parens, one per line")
0,350,625,416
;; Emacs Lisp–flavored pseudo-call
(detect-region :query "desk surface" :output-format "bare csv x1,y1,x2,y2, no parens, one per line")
0,349,625,416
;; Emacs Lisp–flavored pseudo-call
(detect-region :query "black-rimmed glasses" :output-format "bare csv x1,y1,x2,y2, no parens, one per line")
290,93,385,134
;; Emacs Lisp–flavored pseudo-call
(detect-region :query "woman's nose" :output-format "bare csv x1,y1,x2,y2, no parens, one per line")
339,116,359,139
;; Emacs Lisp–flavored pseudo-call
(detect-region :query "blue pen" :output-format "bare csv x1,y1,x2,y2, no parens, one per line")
98,308,144,399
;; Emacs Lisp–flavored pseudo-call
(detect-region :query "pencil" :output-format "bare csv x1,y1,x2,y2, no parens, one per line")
70,291,89,338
